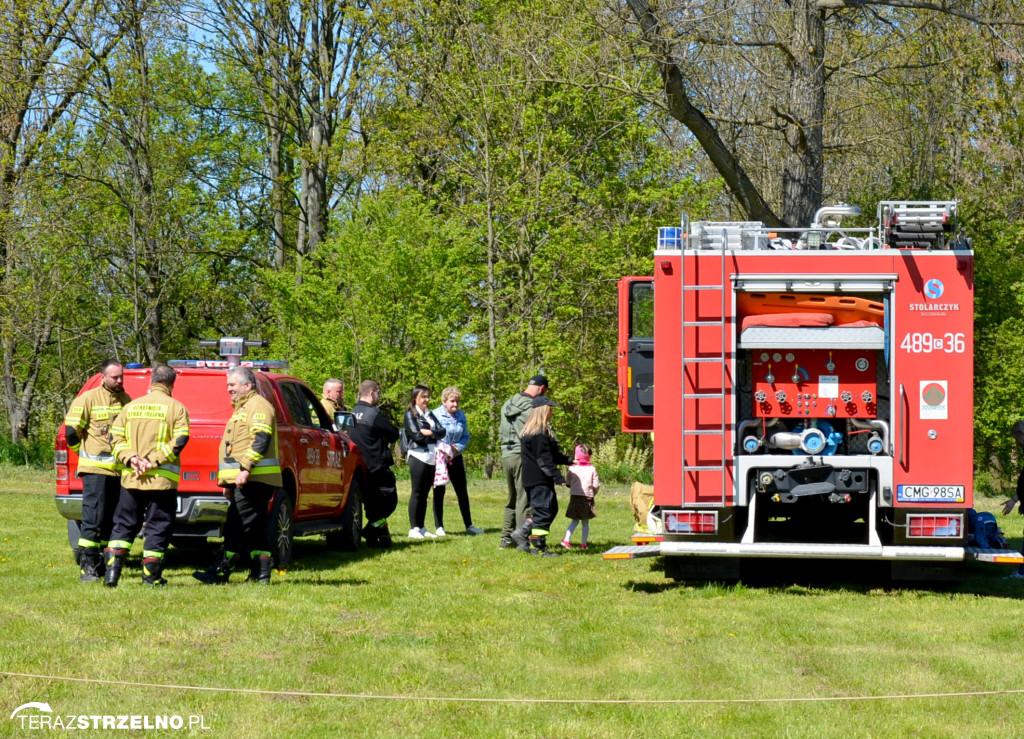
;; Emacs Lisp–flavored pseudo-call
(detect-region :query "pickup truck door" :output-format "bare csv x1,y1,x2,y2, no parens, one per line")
277,381,343,518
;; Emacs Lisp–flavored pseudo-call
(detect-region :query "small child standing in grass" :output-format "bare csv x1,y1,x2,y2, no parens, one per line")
561,444,600,549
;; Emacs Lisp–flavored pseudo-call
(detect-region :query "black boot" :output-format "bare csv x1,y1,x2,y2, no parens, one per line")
373,522,392,549
192,553,236,584
362,523,379,547
530,535,560,557
141,556,167,587
103,548,128,588
363,521,393,549
510,519,533,552
246,554,272,584
79,548,103,582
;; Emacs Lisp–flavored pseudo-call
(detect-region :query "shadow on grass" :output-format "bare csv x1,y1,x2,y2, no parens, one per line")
164,536,417,575
621,558,1024,599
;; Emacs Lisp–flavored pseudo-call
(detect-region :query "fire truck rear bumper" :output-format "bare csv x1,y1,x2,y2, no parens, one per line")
55,494,229,526
605,543,1024,565
606,541,968,561
663,541,969,560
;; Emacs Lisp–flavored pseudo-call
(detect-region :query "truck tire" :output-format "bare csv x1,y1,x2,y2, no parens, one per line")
267,491,294,569
67,519,81,564
326,479,363,552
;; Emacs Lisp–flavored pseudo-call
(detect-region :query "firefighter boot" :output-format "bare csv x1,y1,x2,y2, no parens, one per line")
530,535,560,558
246,554,272,584
103,548,129,588
366,521,393,549
141,556,167,587
192,552,238,584
78,547,103,582
510,519,534,552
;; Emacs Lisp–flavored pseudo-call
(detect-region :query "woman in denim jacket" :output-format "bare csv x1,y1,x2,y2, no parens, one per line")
432,386,484,536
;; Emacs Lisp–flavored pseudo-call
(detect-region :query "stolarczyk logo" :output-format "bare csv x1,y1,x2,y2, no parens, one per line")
924,278,944,299
10,700,210,731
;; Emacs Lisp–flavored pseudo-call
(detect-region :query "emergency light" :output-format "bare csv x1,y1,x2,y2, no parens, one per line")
167,359,288,370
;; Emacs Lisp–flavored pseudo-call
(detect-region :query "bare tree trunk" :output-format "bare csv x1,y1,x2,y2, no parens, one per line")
624,0,784,226
270,124,286,270
781,0,825,226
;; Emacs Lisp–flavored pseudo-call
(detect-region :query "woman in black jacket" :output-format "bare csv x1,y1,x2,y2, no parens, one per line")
511,395,570,556
403,385,446,539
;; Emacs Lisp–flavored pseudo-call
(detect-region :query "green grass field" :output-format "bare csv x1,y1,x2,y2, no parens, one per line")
1,466,1023,737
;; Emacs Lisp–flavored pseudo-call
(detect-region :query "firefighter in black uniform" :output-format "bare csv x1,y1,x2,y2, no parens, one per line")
349,379,401,548
62,359,131,581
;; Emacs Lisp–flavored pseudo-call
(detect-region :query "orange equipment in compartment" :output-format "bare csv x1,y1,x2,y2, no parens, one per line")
737,293,884,327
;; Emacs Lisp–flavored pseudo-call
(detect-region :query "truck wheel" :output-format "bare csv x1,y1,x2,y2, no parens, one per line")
268,492,294,569
326,479,363,552
67,519,82,564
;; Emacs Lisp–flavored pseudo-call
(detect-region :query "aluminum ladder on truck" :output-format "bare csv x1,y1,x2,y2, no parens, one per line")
680,221,730,507
603,218,733,561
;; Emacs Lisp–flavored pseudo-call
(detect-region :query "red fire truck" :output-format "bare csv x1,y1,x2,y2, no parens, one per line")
610,201,1022,581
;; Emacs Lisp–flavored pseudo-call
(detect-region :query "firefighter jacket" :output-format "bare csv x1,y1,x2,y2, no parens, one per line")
320,396,345,418
110,384,191,491
218,390,282,487
63,384,131,476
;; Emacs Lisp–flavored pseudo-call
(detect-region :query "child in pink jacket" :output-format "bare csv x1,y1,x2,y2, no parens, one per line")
561,444,600,549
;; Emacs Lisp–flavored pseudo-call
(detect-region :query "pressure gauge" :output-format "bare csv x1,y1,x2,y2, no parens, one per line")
773,353,783,363
760,352,770,362
785,353,795,362
855,357,869,372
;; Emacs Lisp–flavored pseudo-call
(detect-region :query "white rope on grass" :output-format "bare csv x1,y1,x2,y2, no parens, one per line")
2,672,1024,705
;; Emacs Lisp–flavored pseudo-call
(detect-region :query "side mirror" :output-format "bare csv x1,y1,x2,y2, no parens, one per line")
334,411,356,431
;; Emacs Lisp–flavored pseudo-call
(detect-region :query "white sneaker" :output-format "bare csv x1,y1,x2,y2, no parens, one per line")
408,528,425,540
434,527,446,538
466,525,485,535
422,528,438,539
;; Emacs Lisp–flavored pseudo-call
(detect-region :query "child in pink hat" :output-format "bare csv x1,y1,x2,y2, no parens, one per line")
561,444,601,549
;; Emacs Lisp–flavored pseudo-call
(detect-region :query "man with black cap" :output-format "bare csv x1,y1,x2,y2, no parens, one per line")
498,374,548,548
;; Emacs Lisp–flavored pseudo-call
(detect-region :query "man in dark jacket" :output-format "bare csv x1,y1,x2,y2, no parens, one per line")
498,374,548,548
349,380,401,547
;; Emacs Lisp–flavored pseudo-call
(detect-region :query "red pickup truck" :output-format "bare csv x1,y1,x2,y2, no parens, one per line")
55,364,366,567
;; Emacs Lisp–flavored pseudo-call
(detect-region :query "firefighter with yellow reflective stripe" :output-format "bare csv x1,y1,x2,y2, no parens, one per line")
103,365,190,587
62,359,130,582
194,366,280,585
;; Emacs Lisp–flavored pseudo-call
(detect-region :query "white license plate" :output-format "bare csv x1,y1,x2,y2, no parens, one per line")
897,485,965,503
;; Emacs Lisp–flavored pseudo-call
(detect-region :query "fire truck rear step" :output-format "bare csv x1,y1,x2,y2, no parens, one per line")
631,532,664,544
603,545,662,560
964,547,1024,565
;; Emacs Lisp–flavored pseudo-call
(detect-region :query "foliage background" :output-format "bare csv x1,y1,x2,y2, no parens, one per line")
1,0,1023,489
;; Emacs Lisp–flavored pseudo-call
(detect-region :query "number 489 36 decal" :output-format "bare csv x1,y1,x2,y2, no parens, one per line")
900,332,966,354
